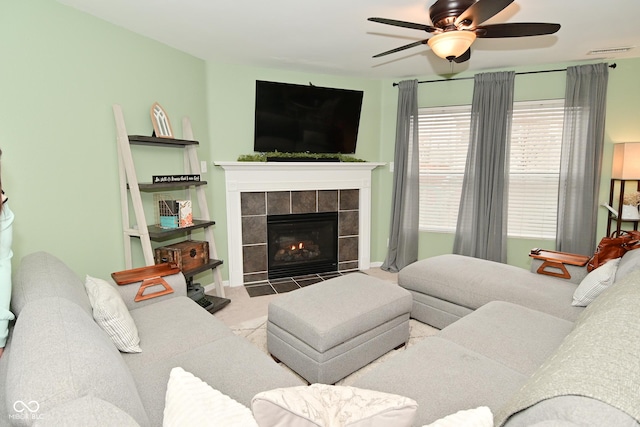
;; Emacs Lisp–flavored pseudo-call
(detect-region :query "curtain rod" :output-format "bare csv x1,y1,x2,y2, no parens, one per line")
392,63,617,87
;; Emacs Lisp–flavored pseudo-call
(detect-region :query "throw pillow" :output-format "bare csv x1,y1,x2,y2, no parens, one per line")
422,406,493,427
251,383,418,427
571,257,621,307
84,275,142,353
163,367,258,427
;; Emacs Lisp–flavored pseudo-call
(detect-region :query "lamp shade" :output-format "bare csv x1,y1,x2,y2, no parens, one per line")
612,142,640,179
427,31,476,60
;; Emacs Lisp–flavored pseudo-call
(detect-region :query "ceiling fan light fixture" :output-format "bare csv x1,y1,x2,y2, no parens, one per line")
427,31,476,60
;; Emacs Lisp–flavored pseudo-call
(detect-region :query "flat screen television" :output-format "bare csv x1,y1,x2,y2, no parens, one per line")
254,80,364,154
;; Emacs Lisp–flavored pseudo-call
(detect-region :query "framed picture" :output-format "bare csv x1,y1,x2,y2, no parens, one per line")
150,102,174,138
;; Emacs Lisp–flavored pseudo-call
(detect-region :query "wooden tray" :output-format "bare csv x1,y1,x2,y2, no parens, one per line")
112,263,181,302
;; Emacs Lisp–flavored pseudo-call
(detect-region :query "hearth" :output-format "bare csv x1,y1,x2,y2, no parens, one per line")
267,212,338,279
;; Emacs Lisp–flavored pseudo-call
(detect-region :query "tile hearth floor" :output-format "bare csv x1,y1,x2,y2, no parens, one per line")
243,270,360,297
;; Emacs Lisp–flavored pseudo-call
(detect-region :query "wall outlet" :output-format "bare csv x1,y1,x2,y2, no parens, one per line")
200,161,207,173
389,162,394,173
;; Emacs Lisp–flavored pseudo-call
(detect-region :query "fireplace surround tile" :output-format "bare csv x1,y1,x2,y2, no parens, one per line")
339,189,359,211
339,261,359,271
318,190,338,212
242,244,267,274
241,192,266,216
339,211,359,236
339,236,359,263
267,192,291,215
243,272,269,284
292,191,317,214
241,216,267,245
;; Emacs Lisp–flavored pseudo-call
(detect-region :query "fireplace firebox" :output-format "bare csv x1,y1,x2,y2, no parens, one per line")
267,212,338,279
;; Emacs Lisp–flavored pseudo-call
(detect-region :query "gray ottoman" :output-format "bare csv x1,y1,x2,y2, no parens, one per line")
267,273,412,384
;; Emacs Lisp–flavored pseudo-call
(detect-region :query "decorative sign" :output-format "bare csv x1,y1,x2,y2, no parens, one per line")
152,175,201,184
150,102,174,138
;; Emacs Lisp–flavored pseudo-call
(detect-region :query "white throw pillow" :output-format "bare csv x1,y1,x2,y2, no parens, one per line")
572,258,621,307
163,367,258,427
252,383,418,427
423,407,493,427
84,275,142,353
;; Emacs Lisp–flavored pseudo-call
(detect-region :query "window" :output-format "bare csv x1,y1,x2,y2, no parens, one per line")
418,99,565,239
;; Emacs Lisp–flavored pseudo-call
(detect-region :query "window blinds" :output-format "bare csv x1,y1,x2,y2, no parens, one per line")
418,99,564,239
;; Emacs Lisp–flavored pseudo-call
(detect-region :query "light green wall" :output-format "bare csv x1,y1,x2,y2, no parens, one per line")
0,0,208,279
3,0,640,281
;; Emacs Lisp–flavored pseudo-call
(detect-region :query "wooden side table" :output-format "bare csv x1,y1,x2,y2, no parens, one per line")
529,249,590,280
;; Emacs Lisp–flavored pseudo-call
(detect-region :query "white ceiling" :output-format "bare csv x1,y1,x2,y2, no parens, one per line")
58,0,640,79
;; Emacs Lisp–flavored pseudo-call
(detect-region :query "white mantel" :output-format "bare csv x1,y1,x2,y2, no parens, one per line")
215,161,384,286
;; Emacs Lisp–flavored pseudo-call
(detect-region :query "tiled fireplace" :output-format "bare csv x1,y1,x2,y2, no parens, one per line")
241,189,359,283
216,161,383,286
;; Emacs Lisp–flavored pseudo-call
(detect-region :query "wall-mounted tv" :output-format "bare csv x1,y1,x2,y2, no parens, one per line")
254,80,364,154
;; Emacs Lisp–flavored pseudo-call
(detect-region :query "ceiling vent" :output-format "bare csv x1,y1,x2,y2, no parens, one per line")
587,46,635,55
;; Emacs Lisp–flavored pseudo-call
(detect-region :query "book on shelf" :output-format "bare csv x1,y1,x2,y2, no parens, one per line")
152,174,201,184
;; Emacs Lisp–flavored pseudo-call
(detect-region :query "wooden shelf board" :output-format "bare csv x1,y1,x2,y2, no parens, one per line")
128,135,199,147
182,259,224,278
148,219,216,240
136,181,207,191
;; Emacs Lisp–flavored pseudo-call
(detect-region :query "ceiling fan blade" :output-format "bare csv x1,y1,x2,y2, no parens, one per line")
475,22,561,38
453,48,471,63
455,0,514,27
372,39,429,58
368,17,436,32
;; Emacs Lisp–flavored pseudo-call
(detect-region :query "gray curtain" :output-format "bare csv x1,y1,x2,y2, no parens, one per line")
556,63,609,255
453,71,515,262
382,80,419,272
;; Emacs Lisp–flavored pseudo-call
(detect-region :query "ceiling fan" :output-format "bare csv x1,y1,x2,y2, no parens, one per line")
368,0,560,63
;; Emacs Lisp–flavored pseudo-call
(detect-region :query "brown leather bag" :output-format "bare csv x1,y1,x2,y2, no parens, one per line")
587,230,640,271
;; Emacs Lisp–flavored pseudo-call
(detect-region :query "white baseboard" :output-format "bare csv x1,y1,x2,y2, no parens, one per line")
368,261,384,268
203,280,232,295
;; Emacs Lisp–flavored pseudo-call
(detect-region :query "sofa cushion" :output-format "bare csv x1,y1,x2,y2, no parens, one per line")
124,296,234,369
571,257,620,307
353,336,527,426
399,255,584,321
252,383,418,427
614,246,640,282
34,395,141,427
11,252,92,316
122,298,304,427
6,297,149,427
163,367,257,427
84,275,142,353
437,301,573,376
496,269,640,426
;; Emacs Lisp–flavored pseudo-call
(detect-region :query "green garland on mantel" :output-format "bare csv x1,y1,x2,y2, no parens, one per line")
237,152,366,162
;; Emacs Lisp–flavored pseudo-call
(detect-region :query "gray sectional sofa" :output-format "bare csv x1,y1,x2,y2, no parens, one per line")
353,249,640,426
2,249,639,426
0,252,304,426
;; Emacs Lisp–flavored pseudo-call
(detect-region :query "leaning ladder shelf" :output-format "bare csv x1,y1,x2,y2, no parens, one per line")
113,104,225,298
